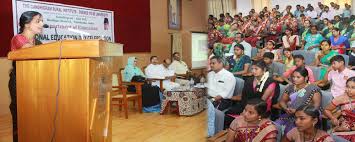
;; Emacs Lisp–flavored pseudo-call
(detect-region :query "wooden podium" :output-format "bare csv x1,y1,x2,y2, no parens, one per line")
8,40,123,142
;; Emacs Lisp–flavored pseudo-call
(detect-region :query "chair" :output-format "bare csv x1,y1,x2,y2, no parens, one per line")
234,77,244,96
340,54,349,66
273,62,286,75
111,68,144,119
309,66,321,81
292,50,316,65
251,47,258,58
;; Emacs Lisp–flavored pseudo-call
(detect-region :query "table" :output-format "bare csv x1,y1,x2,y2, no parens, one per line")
160,87,206,116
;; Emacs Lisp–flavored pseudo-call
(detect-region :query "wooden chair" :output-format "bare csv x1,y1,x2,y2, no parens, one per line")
111,68,143,119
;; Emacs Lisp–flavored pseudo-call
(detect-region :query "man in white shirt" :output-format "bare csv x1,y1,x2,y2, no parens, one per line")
320,6,334,20
306,6,317,19
169,52,190,75
208,56,236,111
145,56,180,91
228,33,252,57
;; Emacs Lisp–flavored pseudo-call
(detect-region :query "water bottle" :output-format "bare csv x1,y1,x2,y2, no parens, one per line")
189,78,195,89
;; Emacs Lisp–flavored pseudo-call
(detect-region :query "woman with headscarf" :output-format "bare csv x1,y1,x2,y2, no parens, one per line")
123,57,145,82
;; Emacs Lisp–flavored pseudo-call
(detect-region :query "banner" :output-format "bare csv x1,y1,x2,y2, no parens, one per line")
12,0,115,43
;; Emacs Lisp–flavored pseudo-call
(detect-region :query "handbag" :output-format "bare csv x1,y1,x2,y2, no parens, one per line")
131,75,145,82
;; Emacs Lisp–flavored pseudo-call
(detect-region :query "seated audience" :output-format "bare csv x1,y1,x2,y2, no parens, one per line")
283,55,315,84
169,52,190,75
229,33,252,57
207,56,236,111
226,99,278,142
316,55,355,97
255,40,281,61
324,77,355,141
145,56,180,91
225,61,279,127
313,40,339,79
302,25,323,52
226,44,251,77
277,48,294,70
262,52,282,81
282,28,300,51
276,67,321,134
330,28,350,54
282,105,335,142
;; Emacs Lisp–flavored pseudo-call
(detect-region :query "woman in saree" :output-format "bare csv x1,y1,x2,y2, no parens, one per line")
226,98,279,142
265,17,282,42
224,61,280,127
330,28,350,54
299,20,311,41
245,16,268,47
282,105,335,142
320,18,330,37
282,28,300,51
324,77,355,142
277,48,294,70
226,44,251,77
302,25,324,52
313,40,339,79
276,67,322,134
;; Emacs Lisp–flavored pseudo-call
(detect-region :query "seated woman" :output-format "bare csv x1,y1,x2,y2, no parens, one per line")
123,57,145,82
225,61,280,127
253,40,281,61
226,99,278,142
276,67,321,134
319,18,330,37
313,40,339,79
330,28,350,54
282,105,335,142
277,48,294,71
282,28,300,51
123,57,161,113
324,77,355,141
226,44,251,77
302,25,324,52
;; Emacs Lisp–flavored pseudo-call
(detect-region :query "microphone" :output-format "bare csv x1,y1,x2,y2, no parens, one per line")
43,24,49,28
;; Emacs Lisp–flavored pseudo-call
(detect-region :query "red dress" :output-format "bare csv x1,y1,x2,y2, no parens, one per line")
11,34,31,51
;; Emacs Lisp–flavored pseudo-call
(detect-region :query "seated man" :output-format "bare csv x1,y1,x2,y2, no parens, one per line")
282,55,316,84
169,52,190,76
315,55,355,97
228,33,252,57
262,52,282,82
207,56,236,134
145,56,180,91
207,56,236,111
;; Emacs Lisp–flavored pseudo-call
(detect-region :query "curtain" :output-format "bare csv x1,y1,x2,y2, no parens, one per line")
252,0,271,13
208,0,236,17
172,33,182,57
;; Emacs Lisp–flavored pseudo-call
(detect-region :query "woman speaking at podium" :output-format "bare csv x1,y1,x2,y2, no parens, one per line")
9,11,44,142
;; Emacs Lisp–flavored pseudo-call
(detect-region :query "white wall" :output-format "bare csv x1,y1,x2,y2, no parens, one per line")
236,0,253,15
352,0,355,14
271,0,322,11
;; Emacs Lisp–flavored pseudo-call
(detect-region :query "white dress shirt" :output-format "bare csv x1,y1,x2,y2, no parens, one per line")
169,60,189,74
207,68,236,99
145,64,180,90
306,10,317,19
320,11,335,20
